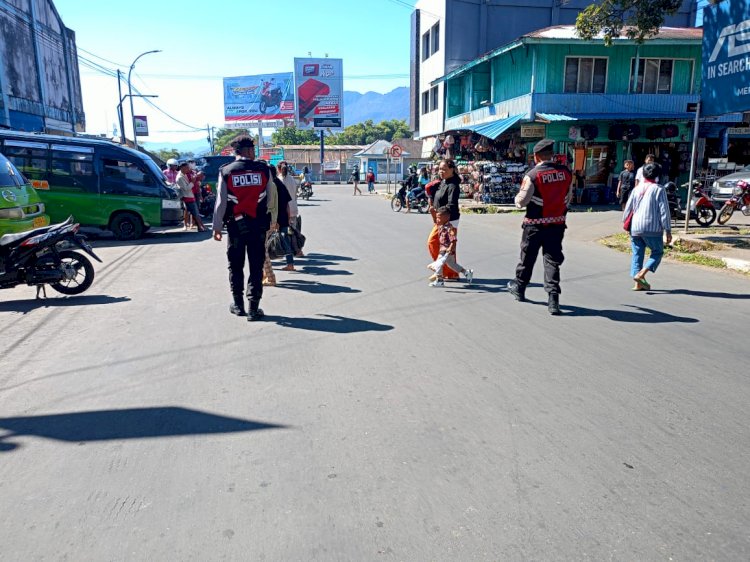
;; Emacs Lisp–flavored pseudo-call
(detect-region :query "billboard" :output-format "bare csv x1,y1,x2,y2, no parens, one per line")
294,58,343,130
702,2,750,116
223,72,295,124
134,115,148,136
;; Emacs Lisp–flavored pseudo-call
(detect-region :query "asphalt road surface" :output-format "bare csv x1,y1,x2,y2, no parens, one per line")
1,185,748,561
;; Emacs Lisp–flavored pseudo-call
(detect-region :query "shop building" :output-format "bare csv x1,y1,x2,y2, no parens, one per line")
432,25,741,203
409,0,699,142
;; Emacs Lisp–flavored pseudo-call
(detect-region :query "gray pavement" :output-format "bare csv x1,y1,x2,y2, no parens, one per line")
1,185,749,561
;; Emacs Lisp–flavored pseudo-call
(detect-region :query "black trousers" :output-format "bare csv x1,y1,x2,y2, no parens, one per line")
226,221,267,304
514,224,566,295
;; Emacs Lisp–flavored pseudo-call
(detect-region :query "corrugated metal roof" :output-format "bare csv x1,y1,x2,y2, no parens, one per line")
471,114,525,140
555,112,696,120
536,113,577,122
524,25,702,41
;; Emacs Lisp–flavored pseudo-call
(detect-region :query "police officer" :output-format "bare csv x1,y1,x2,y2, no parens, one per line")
213,135,275,321
507,139,574,315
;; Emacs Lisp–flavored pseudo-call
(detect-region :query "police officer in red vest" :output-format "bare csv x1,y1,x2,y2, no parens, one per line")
213,135,274,321
507,139,574,315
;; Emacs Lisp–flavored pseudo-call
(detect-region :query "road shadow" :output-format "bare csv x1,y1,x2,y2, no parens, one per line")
445,279,538,294
275,280,361,294
528,301,699,323
303,253,357,262
87,229,211,249
646,289,750,300
297,203,320,207
0,295,131,315
0,406,286,452
297,265,352,276
272,314,393,333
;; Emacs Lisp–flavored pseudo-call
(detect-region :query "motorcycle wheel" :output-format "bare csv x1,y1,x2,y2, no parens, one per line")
50,250,95,295
259,99,267,114
717,203,735,225
694,206,717,227
417,198,429,214
391,195,403,212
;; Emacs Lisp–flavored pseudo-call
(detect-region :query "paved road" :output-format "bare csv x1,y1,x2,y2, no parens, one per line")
1,185,748,561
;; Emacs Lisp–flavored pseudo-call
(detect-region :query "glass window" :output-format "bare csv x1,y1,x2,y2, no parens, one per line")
0,154,25,187
631,58,674,94
101,157,158,197
431,23,439,55
50,150,96,192
563,58,607,93
422,91,430,115
422,31,430,62
3,145,48,180
430,86,439,112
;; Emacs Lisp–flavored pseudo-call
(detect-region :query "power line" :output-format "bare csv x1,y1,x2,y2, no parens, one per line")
77,46,127,68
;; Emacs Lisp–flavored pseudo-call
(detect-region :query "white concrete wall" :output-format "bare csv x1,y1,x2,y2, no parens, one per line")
415,0,446,138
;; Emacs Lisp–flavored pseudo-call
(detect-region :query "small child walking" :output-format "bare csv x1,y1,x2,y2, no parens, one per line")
428,207,473,287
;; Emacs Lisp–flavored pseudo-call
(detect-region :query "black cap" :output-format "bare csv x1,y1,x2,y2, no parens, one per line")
533,139,555,154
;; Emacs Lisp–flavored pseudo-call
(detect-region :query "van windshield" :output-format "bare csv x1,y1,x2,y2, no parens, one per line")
0,155,26,188
138,156,169,187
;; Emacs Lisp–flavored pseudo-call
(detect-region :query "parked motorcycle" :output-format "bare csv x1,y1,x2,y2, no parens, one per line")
199,185,216,218
717,180,750,225
0,217,101,297
298,181,313,200
259,87,282,114
665,181,717,227
391,181,429,213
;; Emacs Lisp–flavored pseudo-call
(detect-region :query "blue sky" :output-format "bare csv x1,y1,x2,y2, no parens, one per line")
55,0,414,144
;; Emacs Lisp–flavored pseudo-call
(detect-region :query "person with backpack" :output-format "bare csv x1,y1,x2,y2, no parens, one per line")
366,168,376,193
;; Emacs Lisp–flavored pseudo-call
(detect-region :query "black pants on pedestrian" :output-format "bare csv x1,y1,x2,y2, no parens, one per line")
514,224,566,295
226,221,267,304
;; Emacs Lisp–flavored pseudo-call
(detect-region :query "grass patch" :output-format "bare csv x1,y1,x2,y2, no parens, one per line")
462,205,522,215
599,233,729,271
672,253,727,268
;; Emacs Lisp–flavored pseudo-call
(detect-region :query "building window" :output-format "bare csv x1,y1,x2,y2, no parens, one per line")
422,31,430,62
421,91,430,115
564,57,608,93
431,23,439,55
630,58,674,94
430,85,439,112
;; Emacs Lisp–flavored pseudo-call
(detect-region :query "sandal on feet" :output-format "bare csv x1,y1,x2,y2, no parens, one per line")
634,277,651,290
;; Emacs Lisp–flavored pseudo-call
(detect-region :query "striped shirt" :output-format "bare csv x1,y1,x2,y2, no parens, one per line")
623,180,671,236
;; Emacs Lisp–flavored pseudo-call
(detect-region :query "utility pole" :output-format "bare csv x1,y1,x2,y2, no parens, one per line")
320,130,325,180
127,50,161,151
116,70,125,143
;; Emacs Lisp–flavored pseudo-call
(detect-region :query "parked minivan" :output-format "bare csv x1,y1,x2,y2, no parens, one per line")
0,151,50,236
0,131,182,240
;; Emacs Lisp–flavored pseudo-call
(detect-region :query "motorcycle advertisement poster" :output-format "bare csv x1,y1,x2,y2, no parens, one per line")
293,58,344,130
223,72,295,124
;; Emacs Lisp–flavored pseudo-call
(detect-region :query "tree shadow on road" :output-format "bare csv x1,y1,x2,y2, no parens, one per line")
272,314,393,334
0,295,131,315
0,406,286,453
528,301,699,323
275,280,360,294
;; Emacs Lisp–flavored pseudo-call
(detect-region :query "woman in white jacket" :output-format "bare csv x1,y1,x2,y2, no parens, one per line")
277,161,304,257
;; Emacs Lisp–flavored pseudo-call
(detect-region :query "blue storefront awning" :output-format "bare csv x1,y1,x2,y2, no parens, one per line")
470,114,525,140
536,113,577,122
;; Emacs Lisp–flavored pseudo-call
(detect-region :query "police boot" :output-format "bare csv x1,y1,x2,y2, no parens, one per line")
548,293,561,316
247,299,265,322
507,280,526,302
229,295,246,316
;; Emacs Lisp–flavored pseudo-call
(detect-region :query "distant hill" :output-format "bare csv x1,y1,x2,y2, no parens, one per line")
343,87,409,126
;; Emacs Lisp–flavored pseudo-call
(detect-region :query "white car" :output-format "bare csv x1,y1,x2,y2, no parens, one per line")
713,165,750,202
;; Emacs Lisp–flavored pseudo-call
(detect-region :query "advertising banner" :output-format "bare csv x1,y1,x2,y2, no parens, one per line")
134,115,148,136
223,72,295,124
294,58,344,130
702,2,750,116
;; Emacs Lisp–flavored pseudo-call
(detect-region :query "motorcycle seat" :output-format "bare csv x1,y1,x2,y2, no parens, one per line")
0,217,73,247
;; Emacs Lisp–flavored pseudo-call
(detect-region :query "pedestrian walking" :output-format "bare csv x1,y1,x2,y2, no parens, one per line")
350,166,362,195
427,206,473,287
574,169,585,205
623,162,672,291
212,135,274,321
270,165,295,272
261,161,279,287
507,139,574,315
366,168,375,193
634,154,655,189
176,161,206,232
616,160,635,210
278,161,304,257
427,159,461,281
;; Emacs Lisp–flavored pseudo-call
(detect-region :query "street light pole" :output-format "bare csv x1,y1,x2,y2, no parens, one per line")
127,49,161,151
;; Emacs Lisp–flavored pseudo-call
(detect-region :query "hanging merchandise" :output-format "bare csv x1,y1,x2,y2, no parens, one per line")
443,135,455,148
581,124,599,141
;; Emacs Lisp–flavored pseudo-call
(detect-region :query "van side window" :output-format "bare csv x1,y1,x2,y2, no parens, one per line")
3,146,48,181
101,158,157,197
51,149,96,192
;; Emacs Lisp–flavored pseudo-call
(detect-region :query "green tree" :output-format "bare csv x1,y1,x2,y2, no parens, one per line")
328,119,412,145
155,148,179,162
213,128,245,154
271,126,319,145
575,0,682,45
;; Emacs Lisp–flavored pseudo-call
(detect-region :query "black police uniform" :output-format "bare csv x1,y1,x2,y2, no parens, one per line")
215,159,272,317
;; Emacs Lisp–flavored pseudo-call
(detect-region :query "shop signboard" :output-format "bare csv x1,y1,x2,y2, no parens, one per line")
346,158,359,170
322,161,341,172
134,115,148,136
702,2,750,116
223,72,295,124
294,58,344,130
728,127,750,135
521,124,546,138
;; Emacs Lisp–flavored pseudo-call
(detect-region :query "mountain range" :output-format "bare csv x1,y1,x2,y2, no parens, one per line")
143,87,410,154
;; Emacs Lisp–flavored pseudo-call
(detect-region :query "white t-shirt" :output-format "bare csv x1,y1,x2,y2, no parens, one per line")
635,166,645,187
